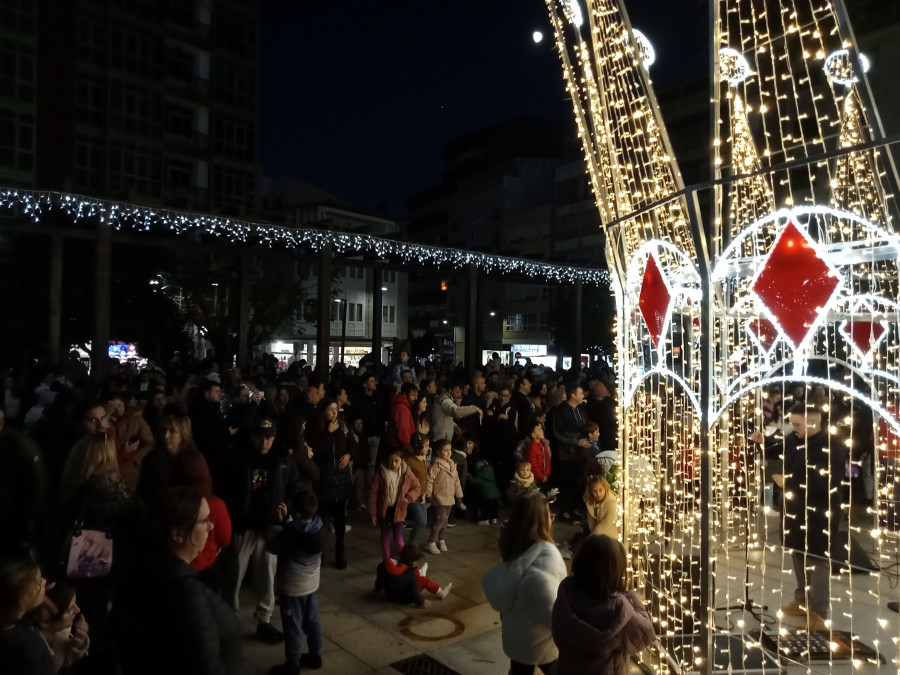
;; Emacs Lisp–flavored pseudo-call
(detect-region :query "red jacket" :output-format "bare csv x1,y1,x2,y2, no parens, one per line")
368,461,421,524
528,439,552,483
390,394,415,448
191,495,232,571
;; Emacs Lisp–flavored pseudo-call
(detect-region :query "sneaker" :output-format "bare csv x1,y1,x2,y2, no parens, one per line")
299,653,323,670
437,582,453,600
419,562,428,577
779,600,806,617
334,557,348,570
256,622,284,644
807,611,828,631
447,521,457,528
477,520,490,525
438,540,448,553
490,518,498,524
425,542,441,555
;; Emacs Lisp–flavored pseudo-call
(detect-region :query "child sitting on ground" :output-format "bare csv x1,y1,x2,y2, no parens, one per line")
368,452,421,560
467,457,501,524
584,475,617,539
375,544,452,607
266,491,325,674
506,460,542,501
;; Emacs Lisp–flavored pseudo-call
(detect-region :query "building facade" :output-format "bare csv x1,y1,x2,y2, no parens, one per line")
25,0,259,211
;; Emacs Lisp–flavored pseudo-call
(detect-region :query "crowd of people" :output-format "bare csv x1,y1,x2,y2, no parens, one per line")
0,347,648,675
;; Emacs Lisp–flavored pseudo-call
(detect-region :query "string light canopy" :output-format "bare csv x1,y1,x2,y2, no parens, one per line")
0,188,610,286
547,0,900,670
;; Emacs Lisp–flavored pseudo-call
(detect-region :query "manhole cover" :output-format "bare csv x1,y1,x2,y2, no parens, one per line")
390,653,463,675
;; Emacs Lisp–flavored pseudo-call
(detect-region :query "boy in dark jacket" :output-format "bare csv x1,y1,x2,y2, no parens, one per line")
225,418,300,645
267,491,325,674
468,458,501,524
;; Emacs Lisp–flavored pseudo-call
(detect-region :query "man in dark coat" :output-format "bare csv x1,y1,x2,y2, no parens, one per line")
189,379,235,493
225,418,299,644
774,402,844,630
351,374,386,485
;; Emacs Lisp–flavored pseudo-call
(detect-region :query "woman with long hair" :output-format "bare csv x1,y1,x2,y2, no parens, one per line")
414,392,431,439
482,494,566,675
59,432,138,663
111,487,248,674
277,410,320,493
136,414,194,504
309,398,353,569
552,535,655,674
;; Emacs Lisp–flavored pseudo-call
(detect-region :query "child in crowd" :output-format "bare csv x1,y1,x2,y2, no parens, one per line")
405,432,431,546
374,544,452,607
29,580,91,673
552,535,655,674
527,423,552,487
584,475,617,539
266,491,325,675
368,452,421,560
506,460,542,502
425,439,465,554
468,458,501,524
448,437,472,526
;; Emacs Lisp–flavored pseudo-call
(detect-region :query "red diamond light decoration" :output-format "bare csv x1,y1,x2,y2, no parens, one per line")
751,220,841,349
746,317,778,353
639,253,672,349
840,310,887,358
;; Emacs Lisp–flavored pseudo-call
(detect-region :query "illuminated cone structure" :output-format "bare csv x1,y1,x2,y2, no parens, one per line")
547,0,900,669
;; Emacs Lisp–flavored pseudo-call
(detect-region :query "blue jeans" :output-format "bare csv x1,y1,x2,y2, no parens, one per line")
280,593,323,667
407,502,428,546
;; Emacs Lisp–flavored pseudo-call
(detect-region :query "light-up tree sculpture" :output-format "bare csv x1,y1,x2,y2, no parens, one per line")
545,0,706,662
713,0,899,671
548,0,900,671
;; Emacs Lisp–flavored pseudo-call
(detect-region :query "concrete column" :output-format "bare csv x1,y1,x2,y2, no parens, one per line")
573,279,583,372
464,264,479,375
372,268,383,364
237,253,251,370
316,244,332,380
48,234,63,366
91,223,112,381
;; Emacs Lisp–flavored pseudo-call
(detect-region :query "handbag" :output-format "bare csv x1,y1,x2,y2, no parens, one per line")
65,522,114,579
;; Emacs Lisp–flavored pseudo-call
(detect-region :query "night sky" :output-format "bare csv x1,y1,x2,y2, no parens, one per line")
259,0,707,217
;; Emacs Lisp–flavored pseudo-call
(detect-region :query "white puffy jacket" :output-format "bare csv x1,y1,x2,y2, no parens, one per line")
481,541,567,665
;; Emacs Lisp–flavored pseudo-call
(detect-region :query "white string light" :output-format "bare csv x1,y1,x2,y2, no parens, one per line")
0,188,609,285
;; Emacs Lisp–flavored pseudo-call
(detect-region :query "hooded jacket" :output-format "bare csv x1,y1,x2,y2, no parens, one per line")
389,394,416,449
368,460,421,523
425,457,463,506
266,516,324,597
481,541,567,665
552,578,656,675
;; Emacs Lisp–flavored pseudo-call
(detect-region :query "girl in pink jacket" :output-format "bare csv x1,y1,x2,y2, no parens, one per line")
368,452,421,560
424,440,465,554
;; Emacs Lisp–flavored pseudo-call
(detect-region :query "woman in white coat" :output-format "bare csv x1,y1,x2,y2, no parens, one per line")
482,494,567,675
